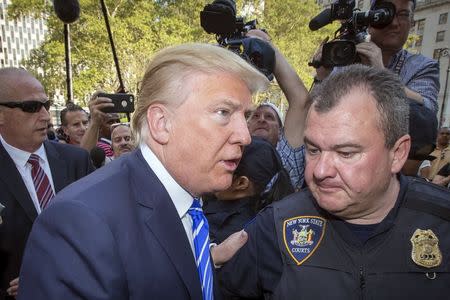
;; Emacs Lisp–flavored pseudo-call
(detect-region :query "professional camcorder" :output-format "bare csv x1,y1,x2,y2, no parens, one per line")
200,0,275,80
309,0,396,68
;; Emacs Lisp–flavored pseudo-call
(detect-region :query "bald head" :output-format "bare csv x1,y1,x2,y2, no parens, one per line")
0,68,43,102
0,67,49,153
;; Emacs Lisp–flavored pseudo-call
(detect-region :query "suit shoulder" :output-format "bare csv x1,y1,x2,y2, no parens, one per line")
403,177,450,221
46,141,90,158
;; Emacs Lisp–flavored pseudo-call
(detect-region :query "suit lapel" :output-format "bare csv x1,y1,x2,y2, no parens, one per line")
44,141,68,193
0,142,37,221
131,150,203,300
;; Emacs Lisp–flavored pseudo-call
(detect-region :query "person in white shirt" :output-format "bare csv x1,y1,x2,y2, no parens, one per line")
0,67,93,299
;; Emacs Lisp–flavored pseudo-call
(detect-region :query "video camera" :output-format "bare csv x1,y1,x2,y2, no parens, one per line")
309,0,395,68
200,0,275,80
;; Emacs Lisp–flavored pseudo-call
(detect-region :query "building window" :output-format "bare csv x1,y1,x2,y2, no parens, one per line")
436,31,445,42
417,19,425,35
433,49,441,60
439,13,448,25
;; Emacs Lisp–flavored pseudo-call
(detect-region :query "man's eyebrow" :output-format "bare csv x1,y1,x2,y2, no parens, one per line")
331,143,363,151
304,137,318,148
304,137,362,151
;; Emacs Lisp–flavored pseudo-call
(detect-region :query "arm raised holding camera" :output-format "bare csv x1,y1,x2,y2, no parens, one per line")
79,92,114,152
246,29,310,148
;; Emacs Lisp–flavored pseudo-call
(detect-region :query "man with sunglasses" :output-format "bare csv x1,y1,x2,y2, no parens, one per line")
0,67,94,299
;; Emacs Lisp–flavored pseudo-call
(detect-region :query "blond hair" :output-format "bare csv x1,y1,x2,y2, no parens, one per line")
132,43,269,143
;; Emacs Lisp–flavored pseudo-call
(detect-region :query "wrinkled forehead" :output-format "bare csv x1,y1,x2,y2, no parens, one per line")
255,105,277,115
0,73,46,101
112,125,131,137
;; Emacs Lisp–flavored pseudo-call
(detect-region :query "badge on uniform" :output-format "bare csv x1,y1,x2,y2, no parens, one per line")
283,216,326,265
410,229,442,268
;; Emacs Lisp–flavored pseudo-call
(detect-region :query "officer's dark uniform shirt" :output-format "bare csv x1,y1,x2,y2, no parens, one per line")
220,175,450,299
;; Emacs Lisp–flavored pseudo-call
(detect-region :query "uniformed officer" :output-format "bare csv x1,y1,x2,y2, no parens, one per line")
215,64,450,299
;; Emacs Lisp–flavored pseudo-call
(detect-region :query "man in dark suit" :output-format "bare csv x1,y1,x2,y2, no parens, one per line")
0,68,94,299
18,43,268,299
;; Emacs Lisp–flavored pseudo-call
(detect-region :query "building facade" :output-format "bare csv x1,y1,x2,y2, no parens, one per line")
411,0,450,126
0,0,47,68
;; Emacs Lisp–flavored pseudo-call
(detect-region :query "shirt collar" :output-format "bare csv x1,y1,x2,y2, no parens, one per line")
139,143,193,219
99,137,112,145
0,134,47,167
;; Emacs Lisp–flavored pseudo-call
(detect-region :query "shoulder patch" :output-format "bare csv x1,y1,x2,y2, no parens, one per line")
283,216,326,265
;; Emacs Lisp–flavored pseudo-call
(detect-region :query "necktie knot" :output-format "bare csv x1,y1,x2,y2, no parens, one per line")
28,154,40,168
27,153,54,209
188,198,203,217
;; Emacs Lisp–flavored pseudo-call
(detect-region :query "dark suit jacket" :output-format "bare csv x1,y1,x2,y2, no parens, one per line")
18,149,214,299
0,141,94,299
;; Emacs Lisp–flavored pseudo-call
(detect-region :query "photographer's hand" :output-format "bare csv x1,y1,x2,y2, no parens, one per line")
356,42,384,69
356,42,424,105
80,91,114,152
312,37,333,81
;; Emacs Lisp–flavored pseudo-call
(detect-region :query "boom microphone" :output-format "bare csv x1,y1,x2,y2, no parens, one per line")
53,0,80,24
309,8,332,31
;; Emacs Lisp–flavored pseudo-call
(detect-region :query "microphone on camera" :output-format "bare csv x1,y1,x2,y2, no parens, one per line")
53,0,80,24
309,8,332,31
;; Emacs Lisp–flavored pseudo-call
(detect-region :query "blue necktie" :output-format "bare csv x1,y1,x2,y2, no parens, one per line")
188,198,214,300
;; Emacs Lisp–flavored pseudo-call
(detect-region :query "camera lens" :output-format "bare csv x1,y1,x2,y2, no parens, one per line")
322,40,356,67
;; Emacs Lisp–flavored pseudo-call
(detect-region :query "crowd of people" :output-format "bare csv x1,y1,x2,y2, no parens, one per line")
0,0,449,299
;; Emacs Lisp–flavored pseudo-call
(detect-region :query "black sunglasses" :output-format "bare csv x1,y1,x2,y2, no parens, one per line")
0,100,52,113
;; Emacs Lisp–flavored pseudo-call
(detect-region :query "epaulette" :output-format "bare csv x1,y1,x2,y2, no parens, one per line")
403,177,450,221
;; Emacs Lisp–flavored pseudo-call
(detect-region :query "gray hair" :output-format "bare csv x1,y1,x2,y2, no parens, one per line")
311,64,409,148
131,43,269,144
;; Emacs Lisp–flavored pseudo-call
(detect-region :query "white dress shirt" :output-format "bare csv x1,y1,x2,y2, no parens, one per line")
140,143,197,257
0,135,55,215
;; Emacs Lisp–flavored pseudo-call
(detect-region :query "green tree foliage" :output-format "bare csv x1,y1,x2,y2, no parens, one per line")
8,0,335,106
235,0,337,106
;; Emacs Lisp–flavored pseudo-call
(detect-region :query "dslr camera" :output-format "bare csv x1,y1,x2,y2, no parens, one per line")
200,0,275,80
309,0,395,68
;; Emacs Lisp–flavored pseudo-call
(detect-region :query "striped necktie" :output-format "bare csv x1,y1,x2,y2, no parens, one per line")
28,154,54,209
188,198,214,300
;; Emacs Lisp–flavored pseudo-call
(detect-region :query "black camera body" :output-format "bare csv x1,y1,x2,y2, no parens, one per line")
98,93,135,113
309,0,395,68
200,0,275,80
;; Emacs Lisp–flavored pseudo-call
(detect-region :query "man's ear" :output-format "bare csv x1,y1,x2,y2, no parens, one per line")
146,104,171,145
62,126,69,136
234,176,250,191
391,134,411,174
